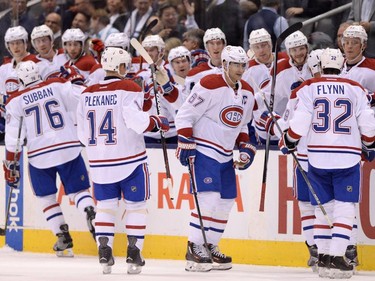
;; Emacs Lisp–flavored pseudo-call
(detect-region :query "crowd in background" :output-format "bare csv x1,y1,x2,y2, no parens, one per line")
0,0,365,63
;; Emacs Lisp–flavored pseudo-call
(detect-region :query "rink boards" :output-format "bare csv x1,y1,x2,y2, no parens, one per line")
1,147,374,270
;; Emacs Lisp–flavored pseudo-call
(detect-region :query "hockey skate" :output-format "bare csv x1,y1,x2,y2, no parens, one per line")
98,236,115,274
345,245,359,267
207,244,232,270
185,241,213,272
53,224,74,257
329,256,354,279
84,206,96,240
305,242,318,272
126,237,145,274
317,254,331,278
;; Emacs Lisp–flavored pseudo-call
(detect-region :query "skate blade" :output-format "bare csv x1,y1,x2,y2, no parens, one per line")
185,261,212,272
102,264,112,274
318,267,330,278
212,262,232,270
310,264,318,273
330,268,354,279
56,248,74,257
127,263,143,274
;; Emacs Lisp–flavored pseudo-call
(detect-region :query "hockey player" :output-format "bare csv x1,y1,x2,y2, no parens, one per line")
137,35,181,143
31,24,68,80
278,48,375,279
175,46,257,272
76,47,169,275
3,61,96,257
184,28,227,94
61,28,104,86
168,46,191,80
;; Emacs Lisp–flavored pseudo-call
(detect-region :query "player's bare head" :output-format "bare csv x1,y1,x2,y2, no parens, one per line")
142,35,165,64
249,28,272,64
203,28,226,62
285,31,308,67
182,28,205,50
62,28,86,60
320,48,344,75
31,25,54,56
17,61,42,87
342,24,367,63
101,47,132,77
5,26,28,58
105,32,130,51
221,45,249,86
336,22,351,52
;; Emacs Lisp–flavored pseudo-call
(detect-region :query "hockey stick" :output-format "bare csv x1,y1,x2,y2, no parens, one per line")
0,116,24,236
259,92,333,228
130,38,174,200
260,22,303,212
187,157,211,258
139,19,158,43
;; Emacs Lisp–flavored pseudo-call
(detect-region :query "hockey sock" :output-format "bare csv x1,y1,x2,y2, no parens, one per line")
69,190,95,213
298,201,316,246
95,198,118,248
124,200,147,250
38,194,66,235
314,200,334,255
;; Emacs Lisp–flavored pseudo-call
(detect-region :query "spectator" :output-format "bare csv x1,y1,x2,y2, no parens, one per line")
0,0,37,62
164,37,182,60
243,0,288,52
62,0,95,32
106,0,130,32
182,28,210,67
71,11,91,35
336,21,351,53
207,0,244,46
45,12,63,49
347,0,375,58
31,0,62,25
90,9,119,41
124,0,155,40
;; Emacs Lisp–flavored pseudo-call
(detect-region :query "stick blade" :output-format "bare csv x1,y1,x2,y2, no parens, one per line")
130,38,153,65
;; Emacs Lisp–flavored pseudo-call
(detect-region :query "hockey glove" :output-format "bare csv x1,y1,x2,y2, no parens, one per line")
155,67,174,94
149,115,170,132
176,135,196,166
290,81,303,90
361,142,375,162
259,111,281,136
3,160,21,188
91,38,105,54
234,142,256,170
278,130,299,155
59,66,85,85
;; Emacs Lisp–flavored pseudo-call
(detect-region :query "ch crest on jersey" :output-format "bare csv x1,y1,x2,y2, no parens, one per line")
220,105,243,128
5,78,20,95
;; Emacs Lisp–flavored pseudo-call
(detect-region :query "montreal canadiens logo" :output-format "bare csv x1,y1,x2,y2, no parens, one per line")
220,105,243,128
5,78,20,94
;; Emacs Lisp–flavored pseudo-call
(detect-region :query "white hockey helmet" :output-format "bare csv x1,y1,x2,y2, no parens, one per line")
203,28,227,50
17,61,41,87
5,26,28,53
221,45,249,66
342,25,368,44
249,28,271,46
62,28,86,46
307,49,324,75
142,35,165,51
168,46,191,63
31,25,54,49
105,32,130,51
285,31,308,54
101,47,132,75
320,48,344,71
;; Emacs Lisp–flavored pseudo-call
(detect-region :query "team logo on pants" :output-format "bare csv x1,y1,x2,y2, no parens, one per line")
347,185,353,192
131,186,137,192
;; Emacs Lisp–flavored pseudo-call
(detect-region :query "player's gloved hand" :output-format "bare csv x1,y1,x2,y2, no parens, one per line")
90,38,105,54
361,142,375,162
176,135,196,166
278,130,299,155
59,66,85,85
149,115,170,132
3,160,21,188
155,67,173,94
258,111,281,136
290,81,303,90
234,142,256,170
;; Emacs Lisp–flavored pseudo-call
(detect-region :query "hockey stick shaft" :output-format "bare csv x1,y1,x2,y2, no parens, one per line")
260,93,333,227
187,157,211,259
130,38,174,200
0,116,24,236
260,22,303,211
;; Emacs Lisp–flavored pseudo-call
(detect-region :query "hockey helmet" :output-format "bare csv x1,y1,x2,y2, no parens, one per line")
31,25,54,49
203,28,227,50
307,49,324,75
168,46,191,63
320,48,344,71
249,28,271,46
105,32,130,51
5,26,28,53
17,61,41,87
62,28,86,46
285,31,308,54
221,45,249,66
101,47,132,75
142,35,165,51
342,25,368,44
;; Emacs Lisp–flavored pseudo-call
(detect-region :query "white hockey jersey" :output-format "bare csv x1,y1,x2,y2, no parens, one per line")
340,57,375,92
77,78,151,184
5,78,84,168
36,49,68,80
289,75,375,169
175,73,257,163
